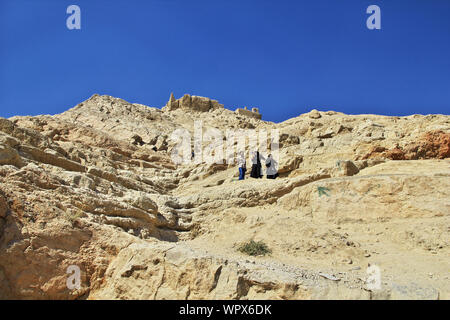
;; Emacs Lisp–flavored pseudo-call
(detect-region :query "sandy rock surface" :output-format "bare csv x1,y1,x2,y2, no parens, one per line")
0,94,449,299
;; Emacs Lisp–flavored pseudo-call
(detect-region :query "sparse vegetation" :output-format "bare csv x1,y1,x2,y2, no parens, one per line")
317,186,331,197
238,240,271,256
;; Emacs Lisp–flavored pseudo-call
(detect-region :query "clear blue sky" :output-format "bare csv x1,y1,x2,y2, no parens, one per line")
1,0,449,122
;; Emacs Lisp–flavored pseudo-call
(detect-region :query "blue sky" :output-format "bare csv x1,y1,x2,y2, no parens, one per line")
1,0,449,122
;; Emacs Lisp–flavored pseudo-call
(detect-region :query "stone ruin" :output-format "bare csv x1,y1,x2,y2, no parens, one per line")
235,106,262,120
163,93,224,112
163,93,262,120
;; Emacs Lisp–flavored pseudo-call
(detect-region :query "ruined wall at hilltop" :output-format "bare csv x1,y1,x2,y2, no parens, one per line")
163,93,263,121
163,93,224,112
235,107,262,120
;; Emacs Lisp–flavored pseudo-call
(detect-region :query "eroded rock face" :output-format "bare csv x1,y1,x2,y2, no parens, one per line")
360,131,450,161
0,94,449,300
0,143,24,168
279,174,450,221
90,242,369,300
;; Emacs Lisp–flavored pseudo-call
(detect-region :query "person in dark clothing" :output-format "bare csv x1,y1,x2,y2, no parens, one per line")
250,151,265,179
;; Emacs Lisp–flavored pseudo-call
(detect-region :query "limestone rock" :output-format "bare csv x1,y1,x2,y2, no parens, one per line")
0,143,23,168
278,153,303,175
279,133,300,148
308,109,322,119
336,160,360,176
155,135,168,151
125,192,158,213
0,95,448,300
0,193,7,218
361,131,450,161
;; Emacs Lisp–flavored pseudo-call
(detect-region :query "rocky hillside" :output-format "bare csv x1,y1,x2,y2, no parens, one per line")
0,94,449,299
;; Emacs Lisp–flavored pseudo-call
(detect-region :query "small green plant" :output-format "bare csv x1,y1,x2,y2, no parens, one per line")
238,240,271,256
317,186,331,197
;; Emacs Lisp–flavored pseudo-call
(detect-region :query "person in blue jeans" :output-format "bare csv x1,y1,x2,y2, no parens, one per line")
238,151,246,180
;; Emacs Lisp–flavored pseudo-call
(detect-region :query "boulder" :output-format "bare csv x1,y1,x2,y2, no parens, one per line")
308,109,321,119
278,153,303,175
336,160,360,176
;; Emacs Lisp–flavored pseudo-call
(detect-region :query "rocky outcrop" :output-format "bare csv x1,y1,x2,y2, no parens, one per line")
361,131,450,160
163,93,224,112
0,94,449,300
307,109,322,119
278,172,450,222
90,242,373,300
0,143,24,168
